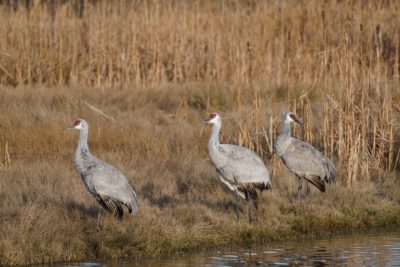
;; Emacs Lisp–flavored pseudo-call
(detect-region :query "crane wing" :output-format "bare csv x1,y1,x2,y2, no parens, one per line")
281,138,336,184
216,144,271,185
88,160,138,215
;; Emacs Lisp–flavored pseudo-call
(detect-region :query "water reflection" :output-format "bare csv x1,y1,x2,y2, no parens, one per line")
56,231,400,267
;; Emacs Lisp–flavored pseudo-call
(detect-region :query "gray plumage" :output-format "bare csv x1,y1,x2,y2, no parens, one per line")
205,113,271,209
274,112,336,193
69,119,138,218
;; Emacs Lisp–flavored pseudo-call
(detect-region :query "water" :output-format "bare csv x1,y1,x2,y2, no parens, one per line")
57,231,400,267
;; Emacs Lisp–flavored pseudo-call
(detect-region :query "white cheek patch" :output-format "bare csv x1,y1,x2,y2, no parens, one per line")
210,117,219,124
286,114,294,123
75,124,82,130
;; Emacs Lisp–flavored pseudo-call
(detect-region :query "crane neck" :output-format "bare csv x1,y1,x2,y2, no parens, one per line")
274,120,292,156
209,121,221,148
280,120,292,138
78,127,90,153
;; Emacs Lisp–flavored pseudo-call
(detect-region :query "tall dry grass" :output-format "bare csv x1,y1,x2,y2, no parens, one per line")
0,0,399,184
0,0,399,265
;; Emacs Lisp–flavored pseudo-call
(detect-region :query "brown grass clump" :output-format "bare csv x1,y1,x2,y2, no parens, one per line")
0,0,399,265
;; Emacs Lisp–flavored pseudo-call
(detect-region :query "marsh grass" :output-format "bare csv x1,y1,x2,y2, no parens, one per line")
0,85,399,265
0,0,399,265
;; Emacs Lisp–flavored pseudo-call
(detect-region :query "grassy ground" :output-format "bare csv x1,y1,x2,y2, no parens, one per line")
0,85,399,265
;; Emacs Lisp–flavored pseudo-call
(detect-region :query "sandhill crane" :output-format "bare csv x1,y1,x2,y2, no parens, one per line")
205,113,272,222
68,119,138,223
274,112,336,198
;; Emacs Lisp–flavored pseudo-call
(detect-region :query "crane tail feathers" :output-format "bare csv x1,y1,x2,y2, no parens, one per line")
105,198,124,219
254,181,272,191
322,159,337,185
237,181,271,209
128,198,139,215
98,195,124,218
237,184,257,208
305,176,326,193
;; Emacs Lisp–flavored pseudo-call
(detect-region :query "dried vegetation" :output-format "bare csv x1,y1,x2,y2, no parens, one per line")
0,0,399,265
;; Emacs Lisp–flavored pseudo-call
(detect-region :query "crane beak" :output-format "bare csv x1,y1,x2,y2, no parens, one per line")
289,113,302,124
204,117,211,123
67,123,75,130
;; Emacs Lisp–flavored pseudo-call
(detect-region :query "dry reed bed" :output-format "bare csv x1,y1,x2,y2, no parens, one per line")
0,0,399,184
0,0,398,87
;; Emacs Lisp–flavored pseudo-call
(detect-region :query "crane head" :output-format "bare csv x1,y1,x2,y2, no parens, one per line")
284,112,301,124
68,119,85,130
204,113,220,124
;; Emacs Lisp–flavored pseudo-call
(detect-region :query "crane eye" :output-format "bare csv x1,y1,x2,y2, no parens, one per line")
209,113,217,119
73,120,81,126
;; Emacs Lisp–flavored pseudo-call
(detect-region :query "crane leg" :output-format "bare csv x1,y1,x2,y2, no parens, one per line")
296,176,302,199
248,204,253,224
97,210,102,230
235,191,240,222
305,182,311,197
248,202,258,224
